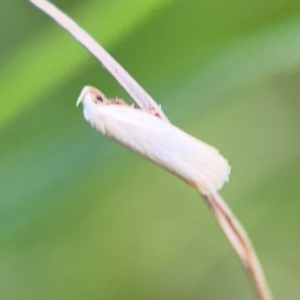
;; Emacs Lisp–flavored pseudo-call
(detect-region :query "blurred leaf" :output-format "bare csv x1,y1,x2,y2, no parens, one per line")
1,1,300,299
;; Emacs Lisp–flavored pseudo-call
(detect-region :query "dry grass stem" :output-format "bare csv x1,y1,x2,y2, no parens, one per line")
205,193,273,300
28,0,168,122
28,1,273,299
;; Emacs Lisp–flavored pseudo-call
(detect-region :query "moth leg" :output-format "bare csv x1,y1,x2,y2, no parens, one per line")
110,97,164,120
110,97,130,106
145,105,163,119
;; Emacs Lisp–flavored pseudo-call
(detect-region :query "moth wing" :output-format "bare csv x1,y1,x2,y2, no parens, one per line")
103,107,230,195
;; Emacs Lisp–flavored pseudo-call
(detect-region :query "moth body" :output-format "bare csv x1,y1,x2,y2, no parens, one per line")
77,86,230,195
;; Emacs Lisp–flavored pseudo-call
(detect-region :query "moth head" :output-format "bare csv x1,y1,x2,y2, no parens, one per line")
76,86,107,107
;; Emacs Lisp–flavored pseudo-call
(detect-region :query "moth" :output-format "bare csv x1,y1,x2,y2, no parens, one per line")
77,86,230,195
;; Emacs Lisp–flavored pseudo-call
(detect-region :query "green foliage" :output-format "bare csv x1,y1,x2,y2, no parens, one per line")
1,0,300,299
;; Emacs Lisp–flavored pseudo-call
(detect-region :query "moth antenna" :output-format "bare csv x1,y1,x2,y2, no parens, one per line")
76,86,91,107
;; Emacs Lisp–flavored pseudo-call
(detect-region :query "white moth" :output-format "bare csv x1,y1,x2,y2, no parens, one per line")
77,86,230,195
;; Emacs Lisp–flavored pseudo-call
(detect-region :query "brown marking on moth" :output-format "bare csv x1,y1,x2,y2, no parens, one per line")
109,98,130,106
85,86,163,119
146,107,162,118
95,93,106,103
83,86,108,104
108,97,162,119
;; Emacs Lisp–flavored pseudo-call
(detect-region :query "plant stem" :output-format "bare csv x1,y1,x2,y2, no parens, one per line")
205,193,273,300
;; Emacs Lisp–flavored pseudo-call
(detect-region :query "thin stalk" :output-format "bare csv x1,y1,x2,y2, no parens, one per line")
204,193,273,300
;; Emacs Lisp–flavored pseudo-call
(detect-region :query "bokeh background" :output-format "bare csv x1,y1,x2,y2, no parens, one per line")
1,0,300,299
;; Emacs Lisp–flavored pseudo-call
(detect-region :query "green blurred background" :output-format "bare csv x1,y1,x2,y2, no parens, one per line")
1,0,300,299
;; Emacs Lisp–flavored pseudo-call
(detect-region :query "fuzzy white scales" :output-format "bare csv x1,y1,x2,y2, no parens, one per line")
77,86,230,195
